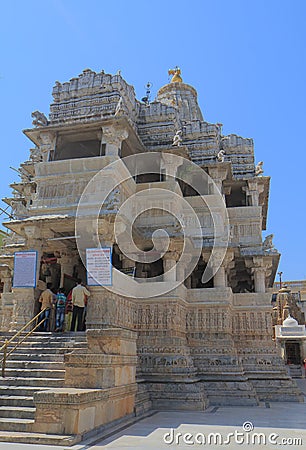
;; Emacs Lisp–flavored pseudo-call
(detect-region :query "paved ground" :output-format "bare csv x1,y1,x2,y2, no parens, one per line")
0,380,305,450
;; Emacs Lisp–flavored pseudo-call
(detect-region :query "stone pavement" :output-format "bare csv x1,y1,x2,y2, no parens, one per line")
0,379,305,450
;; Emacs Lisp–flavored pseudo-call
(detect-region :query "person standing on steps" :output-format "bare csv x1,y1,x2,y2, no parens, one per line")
38,283,54,331
55,287,67,332
70,278,90,331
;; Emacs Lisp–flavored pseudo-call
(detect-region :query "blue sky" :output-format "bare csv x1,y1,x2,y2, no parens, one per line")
0,0,305,281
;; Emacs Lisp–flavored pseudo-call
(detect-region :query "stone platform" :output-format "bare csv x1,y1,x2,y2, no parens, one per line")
0,381,305,449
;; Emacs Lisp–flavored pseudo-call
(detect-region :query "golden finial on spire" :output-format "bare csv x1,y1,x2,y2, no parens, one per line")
168,67,183,83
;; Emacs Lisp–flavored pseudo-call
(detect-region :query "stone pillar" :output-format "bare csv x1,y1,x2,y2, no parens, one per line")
59,250,79,287
102,125,128,157
0,293,14,332
163,252,179,282
161,152,183,181
207,249,234,288
243,180,265,206
207,165,229,196
253,267,266,293
214,266,226,288
1,267,12,293
38,131,57,162
213,178,223,194
245,256,272,294
28,241,44,288
11,228,44,330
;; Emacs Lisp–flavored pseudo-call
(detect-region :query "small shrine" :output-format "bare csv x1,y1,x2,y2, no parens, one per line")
273,286,306,377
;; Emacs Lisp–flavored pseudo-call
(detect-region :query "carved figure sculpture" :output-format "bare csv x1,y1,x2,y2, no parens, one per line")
217,150,225,162
31,111,48,127
255,161,264,176
30,147,43,163
115,97,124,116
263,234,277,253
172,130,182,147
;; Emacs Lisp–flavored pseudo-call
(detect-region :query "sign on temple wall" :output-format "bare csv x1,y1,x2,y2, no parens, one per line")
86,247,112,286
13,251,37,288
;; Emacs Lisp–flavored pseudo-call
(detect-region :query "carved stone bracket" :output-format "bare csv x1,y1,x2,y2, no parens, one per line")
37,131,57,162
102,125,128,155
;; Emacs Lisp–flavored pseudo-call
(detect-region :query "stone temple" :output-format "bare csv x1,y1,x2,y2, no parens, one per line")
0,68,302,443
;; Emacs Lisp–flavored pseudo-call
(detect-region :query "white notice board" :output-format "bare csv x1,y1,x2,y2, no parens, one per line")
13,251,38,288
86,247,112,286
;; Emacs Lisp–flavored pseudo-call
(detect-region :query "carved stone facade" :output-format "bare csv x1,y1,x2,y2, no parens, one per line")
0,67,302,433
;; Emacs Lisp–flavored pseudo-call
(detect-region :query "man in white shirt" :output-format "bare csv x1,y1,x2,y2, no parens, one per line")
70,278,90,331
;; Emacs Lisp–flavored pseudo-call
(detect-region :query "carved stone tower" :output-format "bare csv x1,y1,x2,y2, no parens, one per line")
0,68,302,416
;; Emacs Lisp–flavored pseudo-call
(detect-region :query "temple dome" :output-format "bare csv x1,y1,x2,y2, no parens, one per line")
283,315,298,327
157,71,203,122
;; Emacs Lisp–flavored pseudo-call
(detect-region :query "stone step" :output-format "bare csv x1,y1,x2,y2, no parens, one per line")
0,396,34,407
4,360,64,370
8,353,64,362
0,430,78,446
4,341,87,349
2,368,65,378
0,341,86,349
0,377,64,387
0,337,87,346
9,339,87,346
251,383,304,402
0,331,86,338
0,386,54,396
3,346,82,354
0,332,88,438
0,406,36,420
0,418,34,432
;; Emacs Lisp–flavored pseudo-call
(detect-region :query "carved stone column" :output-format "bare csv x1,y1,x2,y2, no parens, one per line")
11,227,44,330
205,249,234,288
163,253,177,282
161,152,184,180
1,267,12,293
25,233,44,287
253,267,266,293
242,180,264,206
38,131,57,162
0,293,14,332
86,222,116,329
59,250,79,287
102,125,128,157
248,257,266,293
174,250,192,287
206,165,229,196
213,266,226,287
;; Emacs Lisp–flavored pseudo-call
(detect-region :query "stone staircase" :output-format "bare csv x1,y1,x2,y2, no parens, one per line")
0,332,87,444
288,364,303,378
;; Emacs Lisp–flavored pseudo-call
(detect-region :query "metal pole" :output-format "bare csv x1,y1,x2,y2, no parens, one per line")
278,271,283,289
1,339,8,378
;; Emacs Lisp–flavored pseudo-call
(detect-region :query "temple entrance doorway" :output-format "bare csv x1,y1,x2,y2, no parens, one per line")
285,342,301,365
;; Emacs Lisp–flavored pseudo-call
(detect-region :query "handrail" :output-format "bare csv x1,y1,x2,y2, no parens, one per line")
0,307,48,352
0,308,48,378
